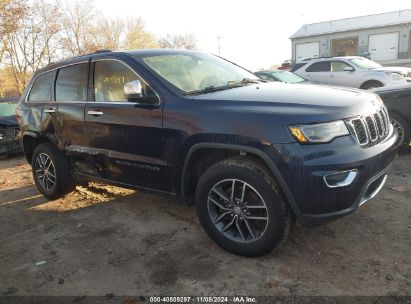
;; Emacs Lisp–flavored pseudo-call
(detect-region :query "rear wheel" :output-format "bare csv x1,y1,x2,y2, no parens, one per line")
195,157,291,257
389,112,410,151
360,80,383,90
32,143,75,199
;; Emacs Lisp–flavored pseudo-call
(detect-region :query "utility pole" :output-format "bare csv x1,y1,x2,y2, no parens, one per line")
217,36,222,56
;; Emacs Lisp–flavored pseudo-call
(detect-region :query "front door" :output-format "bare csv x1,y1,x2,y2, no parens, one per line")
328,60,357,87
85,58,167,191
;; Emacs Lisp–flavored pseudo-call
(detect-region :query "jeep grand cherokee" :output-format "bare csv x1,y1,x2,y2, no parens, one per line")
16,49,399,256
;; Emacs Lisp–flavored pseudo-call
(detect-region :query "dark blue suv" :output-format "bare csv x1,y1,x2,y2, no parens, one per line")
16,49,399,256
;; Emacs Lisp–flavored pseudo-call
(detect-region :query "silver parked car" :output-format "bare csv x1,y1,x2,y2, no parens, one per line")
292,56,411,89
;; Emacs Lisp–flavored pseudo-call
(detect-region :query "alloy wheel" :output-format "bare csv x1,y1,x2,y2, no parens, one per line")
207,179,269,243
34,152,56,190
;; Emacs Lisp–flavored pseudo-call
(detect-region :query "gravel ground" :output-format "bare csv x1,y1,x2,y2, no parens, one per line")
0,151,410,297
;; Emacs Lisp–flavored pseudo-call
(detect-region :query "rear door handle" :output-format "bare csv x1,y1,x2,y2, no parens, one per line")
44,108,56,114
87,110,104,116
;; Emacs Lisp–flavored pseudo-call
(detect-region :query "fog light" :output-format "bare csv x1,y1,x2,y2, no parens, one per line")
323,170,358,188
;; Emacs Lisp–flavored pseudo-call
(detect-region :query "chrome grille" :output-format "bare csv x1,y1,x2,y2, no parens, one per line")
348,107,390,147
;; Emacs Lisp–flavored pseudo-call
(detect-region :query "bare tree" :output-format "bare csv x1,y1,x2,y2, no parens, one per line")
0,0,160,96
123,17,158,50
59,0,101,56
158,33,197,50
2,0,61,94
0,0,27,61
95,18,125,51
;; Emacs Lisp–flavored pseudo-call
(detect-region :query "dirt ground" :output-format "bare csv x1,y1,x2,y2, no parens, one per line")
0,150,410,297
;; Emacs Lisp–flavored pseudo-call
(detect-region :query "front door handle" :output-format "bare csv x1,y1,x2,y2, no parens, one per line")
87,110,104,116
44,108,56,114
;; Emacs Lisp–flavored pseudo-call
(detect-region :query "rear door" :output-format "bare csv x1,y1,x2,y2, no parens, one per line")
85,58,167,191
42,62,95,175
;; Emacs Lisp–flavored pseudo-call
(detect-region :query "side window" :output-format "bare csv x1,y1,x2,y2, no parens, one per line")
306,61,331,72
28,71,55,102
331,61,352,72
56,63,89,101
94,60,155,102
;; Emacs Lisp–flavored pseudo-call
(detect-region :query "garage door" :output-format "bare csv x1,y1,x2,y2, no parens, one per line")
369,32,399,61
295,42,320,63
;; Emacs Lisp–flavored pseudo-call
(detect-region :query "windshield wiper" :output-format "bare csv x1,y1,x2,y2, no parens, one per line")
227,78,266,85
184,78,265,96
184,84,239,96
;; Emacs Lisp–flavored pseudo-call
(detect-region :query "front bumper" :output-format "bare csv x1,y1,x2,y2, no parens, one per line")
0,139,22,156
269,125,399,227
298,166,389,227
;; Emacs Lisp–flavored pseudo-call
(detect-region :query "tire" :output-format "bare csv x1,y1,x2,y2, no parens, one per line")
195,157,292,257
360,80,383,90
389,112,410,151
31,142,75,199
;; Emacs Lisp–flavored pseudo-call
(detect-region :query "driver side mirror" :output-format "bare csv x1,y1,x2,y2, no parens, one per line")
344,66,354,72
124,80,143,101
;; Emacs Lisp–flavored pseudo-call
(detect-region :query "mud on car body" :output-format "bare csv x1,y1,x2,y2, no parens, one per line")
16,49,399,256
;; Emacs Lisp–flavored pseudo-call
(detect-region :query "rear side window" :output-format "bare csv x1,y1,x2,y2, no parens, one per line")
306,61,331,72
290,62,307,72
56,63,89,101
28,71,55,102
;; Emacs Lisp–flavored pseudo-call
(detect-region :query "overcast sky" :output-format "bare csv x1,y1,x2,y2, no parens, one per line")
96,0,411,70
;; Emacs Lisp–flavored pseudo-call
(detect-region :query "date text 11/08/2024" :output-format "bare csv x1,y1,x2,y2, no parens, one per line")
149,296,257,303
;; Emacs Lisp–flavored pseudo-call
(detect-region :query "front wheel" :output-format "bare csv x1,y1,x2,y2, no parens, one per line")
195,157,292,257
360,80,383,90
32,143,75,199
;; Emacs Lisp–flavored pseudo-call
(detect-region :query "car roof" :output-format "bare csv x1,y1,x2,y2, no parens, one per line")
37,49,205,74
303,56,361,62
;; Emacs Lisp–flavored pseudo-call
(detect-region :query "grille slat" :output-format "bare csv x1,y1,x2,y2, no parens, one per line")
373,113,383,136
348,107,390,147
365,116,378,141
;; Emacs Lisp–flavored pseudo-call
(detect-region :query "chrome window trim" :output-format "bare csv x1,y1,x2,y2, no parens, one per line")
91,58,161,106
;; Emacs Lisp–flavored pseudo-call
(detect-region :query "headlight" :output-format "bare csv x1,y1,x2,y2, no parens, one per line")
387,72,404,81
289,120,349,144
0,133,4,140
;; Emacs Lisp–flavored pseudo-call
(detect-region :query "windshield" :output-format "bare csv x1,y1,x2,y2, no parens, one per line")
349,57,382,69
0,102,17,117
139,52,259,94
271,71,305,83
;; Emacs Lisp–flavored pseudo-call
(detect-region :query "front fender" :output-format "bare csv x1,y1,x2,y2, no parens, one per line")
179,141,301,216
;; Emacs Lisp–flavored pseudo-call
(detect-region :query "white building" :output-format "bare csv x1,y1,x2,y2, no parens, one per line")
290,10,411,67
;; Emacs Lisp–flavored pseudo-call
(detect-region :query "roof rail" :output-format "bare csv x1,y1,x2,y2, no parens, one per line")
93,49,112,54
45,49,113,68
302,56,333,61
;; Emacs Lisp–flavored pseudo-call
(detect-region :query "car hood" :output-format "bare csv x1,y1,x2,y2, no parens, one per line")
0,115,18,127
191,82,382,123
371,66,411,76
